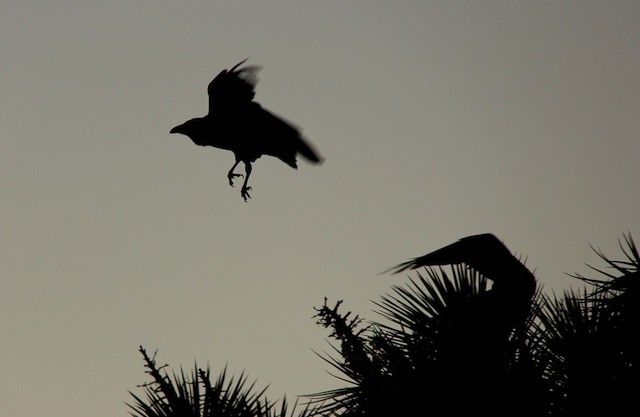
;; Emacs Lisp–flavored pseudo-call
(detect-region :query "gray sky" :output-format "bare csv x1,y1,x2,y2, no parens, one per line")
2,1,639,416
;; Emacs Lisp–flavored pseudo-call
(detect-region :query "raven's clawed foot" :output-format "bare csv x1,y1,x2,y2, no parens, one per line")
241,186,252,201
227,172,243,187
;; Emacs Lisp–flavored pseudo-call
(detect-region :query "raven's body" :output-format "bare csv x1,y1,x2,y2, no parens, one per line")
171,60,322,200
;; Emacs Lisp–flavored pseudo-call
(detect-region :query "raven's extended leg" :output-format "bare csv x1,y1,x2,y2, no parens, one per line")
241,162,253,201
227,157,243,187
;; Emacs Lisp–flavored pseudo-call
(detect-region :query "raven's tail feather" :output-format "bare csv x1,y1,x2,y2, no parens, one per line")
298,138,323,164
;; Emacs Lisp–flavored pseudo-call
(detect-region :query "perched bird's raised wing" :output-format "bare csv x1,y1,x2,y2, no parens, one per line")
387,234,534,287
207,59,261,115
387,233,537,338
385,234,538,415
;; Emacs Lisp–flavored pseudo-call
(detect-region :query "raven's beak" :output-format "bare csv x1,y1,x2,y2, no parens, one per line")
170,125,181,134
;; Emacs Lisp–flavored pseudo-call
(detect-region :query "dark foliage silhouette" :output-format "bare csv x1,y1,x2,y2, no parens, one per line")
311,234,540,416
309,233,638,417
170,60,322,201
128,233,638,417
531,233,640,416
127,346,316,417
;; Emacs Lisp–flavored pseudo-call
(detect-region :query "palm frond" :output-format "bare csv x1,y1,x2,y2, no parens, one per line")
128,347,316,417
571,232,639,296
374,264,487,331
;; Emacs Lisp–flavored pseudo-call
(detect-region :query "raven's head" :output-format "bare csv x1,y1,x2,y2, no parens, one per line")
170,119,195,136
170,118,210,146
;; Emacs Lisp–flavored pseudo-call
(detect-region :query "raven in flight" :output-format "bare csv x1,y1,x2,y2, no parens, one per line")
170,60,322,201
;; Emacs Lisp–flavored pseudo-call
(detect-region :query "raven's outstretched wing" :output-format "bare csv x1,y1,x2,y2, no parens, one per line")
207,59,261,115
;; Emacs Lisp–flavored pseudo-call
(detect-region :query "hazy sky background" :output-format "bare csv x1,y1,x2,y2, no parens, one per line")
2,1,639,416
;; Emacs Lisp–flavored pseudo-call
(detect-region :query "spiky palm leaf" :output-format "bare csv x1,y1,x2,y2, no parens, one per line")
572,233,639,296
532,233,640,416
128,347,317,417
310,264,541,416
375,265,488,330
532,289,628,416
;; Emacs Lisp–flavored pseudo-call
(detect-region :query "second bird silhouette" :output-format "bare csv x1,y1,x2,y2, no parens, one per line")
170,60,323,201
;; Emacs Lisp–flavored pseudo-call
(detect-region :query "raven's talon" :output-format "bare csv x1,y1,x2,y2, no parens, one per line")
241,186,252,201
228,173,243,187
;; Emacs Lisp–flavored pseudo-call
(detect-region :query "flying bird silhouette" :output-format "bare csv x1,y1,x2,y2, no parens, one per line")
170,60,322,201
